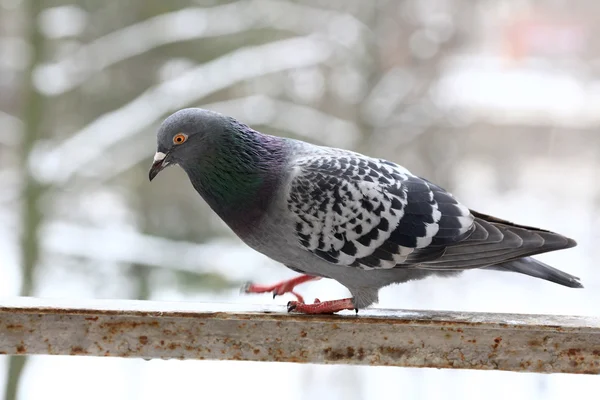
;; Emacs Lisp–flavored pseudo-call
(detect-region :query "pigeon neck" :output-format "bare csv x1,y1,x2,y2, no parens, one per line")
183,128,287,233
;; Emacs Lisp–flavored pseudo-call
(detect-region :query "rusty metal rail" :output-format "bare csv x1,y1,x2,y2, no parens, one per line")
0,297,598,374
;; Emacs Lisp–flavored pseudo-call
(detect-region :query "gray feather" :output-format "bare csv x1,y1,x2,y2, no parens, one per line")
485,257,583,288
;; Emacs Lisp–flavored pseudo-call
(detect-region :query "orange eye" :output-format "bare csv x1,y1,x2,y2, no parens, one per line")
173,133,188,145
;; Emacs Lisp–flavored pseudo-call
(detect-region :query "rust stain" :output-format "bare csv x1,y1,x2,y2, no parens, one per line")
300,330,307,338
379,346,407,360
566,348,581,356
70,346,88,355
359,348,366,361
85,316,99,321
6,324,24,330
16,345,26,354
536,360,546,372
99,320,159,336
492,337,502,350
138,336,148,345
253,349,260,355
323,347,358,361
346,347,355,358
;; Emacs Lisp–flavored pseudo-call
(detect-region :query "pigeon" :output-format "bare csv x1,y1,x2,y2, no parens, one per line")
149,108,582,314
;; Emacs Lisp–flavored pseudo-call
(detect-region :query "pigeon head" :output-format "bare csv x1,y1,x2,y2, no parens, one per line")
148,108,231,181
149,108,288,229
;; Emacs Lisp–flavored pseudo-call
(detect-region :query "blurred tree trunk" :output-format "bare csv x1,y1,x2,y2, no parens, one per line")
4,1,46,399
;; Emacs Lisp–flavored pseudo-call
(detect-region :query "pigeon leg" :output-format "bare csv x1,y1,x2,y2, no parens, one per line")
287,298,355,314
242,275,320,303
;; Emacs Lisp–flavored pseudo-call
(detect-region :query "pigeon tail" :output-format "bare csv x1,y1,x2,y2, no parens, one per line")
485,257,583,288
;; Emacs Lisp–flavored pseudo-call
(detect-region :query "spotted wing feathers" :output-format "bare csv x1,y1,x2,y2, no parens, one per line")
286,154,473,270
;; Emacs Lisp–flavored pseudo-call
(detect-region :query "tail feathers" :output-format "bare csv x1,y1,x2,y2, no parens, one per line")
485,257,583,288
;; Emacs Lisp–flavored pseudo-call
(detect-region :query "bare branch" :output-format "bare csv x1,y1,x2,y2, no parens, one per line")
34,0,367,96
31,36,331,185
34,2,260,96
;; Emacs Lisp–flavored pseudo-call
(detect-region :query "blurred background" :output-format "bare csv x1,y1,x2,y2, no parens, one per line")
0,0,599,399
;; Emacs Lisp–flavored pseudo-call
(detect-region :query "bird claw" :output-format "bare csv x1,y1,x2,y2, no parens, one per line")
286,301,297,313
239,275,318,303
286,298,328,313
286,298,355,315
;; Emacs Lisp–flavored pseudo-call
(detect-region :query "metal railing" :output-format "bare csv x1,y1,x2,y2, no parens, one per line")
0,297,598,374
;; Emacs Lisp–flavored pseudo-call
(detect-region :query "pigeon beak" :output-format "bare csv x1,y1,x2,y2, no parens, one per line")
149,151,170,181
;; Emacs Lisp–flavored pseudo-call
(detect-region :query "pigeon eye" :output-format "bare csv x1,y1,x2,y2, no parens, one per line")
173,133,188,145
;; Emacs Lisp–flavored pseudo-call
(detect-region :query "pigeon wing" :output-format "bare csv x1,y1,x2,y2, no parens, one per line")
286,153,474,270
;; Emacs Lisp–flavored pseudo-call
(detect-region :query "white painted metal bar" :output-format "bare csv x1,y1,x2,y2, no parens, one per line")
0,297,598,374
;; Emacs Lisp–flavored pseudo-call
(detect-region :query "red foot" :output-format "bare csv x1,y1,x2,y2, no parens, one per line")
287,298,356,315
242,275,320,303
